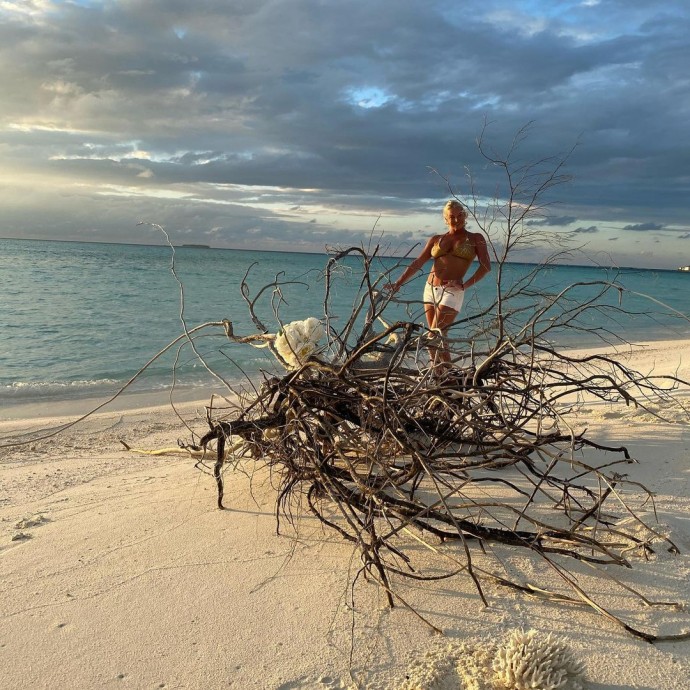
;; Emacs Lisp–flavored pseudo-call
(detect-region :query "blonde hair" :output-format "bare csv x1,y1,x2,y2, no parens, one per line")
443,200,467,221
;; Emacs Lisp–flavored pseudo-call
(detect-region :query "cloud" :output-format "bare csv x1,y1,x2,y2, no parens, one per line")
572,225,599,234
0,0,689,268
526,215,578,227
622,223,665,231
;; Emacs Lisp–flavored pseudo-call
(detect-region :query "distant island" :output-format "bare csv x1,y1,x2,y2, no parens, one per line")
180,243,211,249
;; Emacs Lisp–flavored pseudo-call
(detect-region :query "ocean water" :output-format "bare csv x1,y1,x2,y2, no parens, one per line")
1,238,688,406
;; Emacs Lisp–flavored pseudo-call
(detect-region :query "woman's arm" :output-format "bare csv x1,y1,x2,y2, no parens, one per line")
462,234,491,289
387,236,437,292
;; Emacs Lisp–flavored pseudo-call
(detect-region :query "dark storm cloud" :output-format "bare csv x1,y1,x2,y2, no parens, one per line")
1,0,689,259
572,226,599,234
622,223,665,231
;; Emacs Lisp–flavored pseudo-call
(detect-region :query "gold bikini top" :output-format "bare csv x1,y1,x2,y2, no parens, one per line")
431,236,476,261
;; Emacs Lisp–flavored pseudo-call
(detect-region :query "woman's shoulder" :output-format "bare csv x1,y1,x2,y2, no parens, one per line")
425,233,444,245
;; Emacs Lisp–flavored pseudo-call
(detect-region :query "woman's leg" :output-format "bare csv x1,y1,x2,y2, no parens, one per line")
430,305,458,365
424,301,436,329
424,302,442,367
423,284,459,368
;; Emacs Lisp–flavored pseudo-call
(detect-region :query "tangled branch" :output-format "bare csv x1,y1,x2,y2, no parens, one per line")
182,246,689,643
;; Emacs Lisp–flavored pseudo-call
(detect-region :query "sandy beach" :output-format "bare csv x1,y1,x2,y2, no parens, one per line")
1,340,689,690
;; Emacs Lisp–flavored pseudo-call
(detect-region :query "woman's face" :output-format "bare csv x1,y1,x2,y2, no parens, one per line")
445,208,466,229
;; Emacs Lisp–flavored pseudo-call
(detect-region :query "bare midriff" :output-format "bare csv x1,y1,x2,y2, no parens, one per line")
427,254,473,286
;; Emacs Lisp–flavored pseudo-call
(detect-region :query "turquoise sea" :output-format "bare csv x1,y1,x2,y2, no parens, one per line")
1,238,688,407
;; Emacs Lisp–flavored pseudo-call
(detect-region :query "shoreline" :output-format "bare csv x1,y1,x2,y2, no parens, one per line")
3,336,690,422
0,385,222,423
1,338,689,689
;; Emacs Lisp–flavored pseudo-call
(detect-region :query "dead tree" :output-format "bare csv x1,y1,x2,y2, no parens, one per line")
179,127,690,642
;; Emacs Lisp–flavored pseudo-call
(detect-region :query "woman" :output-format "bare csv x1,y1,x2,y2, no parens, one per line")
386,200,491,367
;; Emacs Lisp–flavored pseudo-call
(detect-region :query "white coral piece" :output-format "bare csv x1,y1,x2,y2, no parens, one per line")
492,629,584,690
274,317,325,369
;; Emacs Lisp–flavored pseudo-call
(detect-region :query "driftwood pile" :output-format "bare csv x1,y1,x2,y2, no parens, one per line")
184,249,690,642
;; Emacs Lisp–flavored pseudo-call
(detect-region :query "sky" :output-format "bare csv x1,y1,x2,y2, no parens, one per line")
1,0,689,268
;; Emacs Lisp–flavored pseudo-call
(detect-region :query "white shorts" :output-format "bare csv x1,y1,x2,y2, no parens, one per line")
423,282,465,312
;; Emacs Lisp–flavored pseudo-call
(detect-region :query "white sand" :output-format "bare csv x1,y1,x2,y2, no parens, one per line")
1,340,689,689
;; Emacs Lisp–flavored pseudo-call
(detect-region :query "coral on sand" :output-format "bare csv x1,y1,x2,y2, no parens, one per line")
396,630,584,690
492,629,584,690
